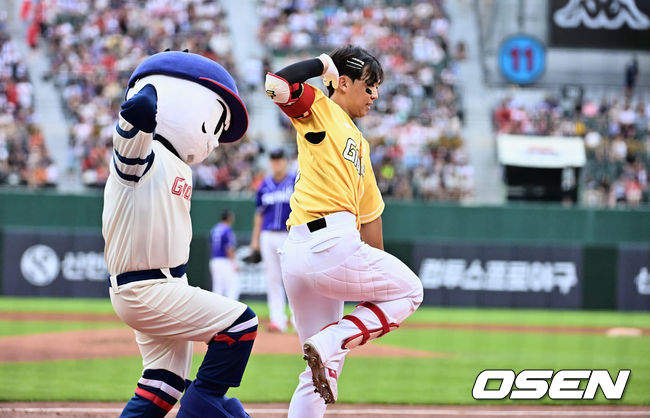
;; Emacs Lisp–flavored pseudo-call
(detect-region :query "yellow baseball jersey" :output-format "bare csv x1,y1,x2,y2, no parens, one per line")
286,84,384,229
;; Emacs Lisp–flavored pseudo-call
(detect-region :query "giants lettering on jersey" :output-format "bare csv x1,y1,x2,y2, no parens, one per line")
261,188,293,206
342,138,364,176
171,176,192,200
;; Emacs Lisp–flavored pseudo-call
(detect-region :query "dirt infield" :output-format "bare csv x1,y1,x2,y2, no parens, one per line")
0,326,442,363
2,311,649,335
0,402,649,417
0,311,443,362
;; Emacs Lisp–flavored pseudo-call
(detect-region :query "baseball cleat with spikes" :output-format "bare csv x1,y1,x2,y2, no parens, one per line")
302,341,338,404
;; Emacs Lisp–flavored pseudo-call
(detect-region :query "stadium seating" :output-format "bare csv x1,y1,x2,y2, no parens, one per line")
259,0,473,200
36,0,471,200
0,20,56,188
41,0,261,190
493,95,649,206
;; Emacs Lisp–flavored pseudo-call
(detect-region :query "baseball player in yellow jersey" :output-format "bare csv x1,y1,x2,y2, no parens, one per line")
264,45,424,417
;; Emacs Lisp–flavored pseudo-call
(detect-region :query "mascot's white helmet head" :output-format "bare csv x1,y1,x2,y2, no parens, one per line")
125,51,248,164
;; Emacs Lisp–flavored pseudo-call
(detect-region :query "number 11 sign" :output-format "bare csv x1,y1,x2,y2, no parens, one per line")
498,34,546,85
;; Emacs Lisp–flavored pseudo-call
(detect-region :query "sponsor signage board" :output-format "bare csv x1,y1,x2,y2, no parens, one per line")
413,242,583,308
549,0,650,50
497,134,586,169
0,228,269,297
2,228,109,297
617,245,650,311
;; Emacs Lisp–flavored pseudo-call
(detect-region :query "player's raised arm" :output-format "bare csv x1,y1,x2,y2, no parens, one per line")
111,83,157,183
264,54,339,119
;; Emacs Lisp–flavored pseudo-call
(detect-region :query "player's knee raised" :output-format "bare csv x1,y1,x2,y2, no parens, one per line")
410,272,424,306
239,306,258,330
219,306,258,338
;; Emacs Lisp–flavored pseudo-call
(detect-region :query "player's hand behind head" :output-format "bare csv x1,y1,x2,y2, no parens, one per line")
319,53,339,90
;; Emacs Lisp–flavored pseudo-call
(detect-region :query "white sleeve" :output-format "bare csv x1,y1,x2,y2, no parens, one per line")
111,115,155,183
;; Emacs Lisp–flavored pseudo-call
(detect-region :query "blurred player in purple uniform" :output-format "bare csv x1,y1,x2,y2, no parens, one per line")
210,210,240,300
250,149,295,332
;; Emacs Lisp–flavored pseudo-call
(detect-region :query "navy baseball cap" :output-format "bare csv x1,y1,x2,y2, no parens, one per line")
269,148,286,159
127,51,248,143
221,209,234,221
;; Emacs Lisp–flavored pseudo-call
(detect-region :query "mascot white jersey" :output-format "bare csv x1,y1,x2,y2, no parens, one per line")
102,51,255,418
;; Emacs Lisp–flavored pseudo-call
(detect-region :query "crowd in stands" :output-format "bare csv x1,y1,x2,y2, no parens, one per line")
16,0,472,200
193,139,267,192
0,14,57,188
493,95,650,206
259,0,473,201
37,0,261,190
11,0,649,209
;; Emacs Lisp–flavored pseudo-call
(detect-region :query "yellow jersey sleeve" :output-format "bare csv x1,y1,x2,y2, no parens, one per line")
358,138,384,224
291,84,327,123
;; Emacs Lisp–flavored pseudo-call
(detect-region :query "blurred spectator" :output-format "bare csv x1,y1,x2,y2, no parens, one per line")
259,0,471,201
624,57,638,98
41,0,246,188
454,41,467,62
23,0,472,200
192,138,265,194
0,19,55,188
493,94,650,207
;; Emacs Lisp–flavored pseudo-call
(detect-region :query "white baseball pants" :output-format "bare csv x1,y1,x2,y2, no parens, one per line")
109,274,247,379
279,211,423,418
260,230,291,330
210,257,240,300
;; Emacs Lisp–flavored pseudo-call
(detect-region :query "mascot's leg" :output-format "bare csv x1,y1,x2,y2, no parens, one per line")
177,306,258,418
120,368,187,418
117,332,192,418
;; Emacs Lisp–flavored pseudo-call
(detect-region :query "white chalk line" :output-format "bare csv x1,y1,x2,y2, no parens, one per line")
318,410,650,416
1,407,649,416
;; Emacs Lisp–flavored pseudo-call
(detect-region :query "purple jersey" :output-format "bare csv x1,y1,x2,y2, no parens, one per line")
210,222,236,258
256,172,295,231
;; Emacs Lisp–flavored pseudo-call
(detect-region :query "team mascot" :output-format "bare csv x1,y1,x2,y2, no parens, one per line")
102,51,255,418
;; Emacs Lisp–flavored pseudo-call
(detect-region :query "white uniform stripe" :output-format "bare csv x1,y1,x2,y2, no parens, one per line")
137,378,183,400
227,317,258,333
359,201,385,220
275,200,282,229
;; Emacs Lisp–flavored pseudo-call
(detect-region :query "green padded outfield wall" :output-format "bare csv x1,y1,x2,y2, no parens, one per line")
1,189,649,308
2,190,649,244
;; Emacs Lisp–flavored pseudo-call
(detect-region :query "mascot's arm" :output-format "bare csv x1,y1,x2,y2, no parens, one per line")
264,54,338,119
112,84,157,183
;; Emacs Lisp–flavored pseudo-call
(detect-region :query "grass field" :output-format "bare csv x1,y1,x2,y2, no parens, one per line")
0,319,124,337
0,297,648,405
3,297,650,327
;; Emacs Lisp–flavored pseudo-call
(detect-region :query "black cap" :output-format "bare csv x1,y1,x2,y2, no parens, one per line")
221,209,234,221
269,148,286,159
